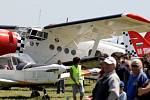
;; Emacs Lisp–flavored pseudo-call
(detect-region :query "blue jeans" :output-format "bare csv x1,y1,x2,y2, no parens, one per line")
57,79,65,93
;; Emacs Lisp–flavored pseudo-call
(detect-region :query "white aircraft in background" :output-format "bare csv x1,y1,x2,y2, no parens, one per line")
0,53,66,98
0,13,150,65
77,38,125,57
0,53,100,98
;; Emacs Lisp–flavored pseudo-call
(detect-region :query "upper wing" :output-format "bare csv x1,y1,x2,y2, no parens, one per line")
0,25,17,32
43,13,150,43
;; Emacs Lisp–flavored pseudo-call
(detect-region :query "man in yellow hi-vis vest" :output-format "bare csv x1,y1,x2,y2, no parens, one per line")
70,57,84,100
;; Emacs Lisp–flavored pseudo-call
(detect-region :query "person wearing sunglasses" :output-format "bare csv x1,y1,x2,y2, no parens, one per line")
126,58,148,100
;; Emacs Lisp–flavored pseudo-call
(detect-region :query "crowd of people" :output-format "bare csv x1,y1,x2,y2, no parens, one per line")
89,53,150,100
56,52,150,100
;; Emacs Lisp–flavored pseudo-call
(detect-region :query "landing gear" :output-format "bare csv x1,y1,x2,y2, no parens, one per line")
31,90,40,98
30,88,50,99
0,87,11,90
42,89,50,100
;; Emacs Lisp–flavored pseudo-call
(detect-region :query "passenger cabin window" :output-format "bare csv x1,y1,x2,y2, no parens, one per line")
27,29,48,40
64,48,69,54
49,44,55,50
57,46,62,52
71,50,76,55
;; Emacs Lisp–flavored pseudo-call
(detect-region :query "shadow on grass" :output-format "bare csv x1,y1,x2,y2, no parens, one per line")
65,83,92,87
0,96,32,99
50,96,65,99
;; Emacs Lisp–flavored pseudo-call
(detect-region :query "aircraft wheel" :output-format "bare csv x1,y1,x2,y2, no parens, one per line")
0,87,11,90
31,90,40,98
42,94,50,100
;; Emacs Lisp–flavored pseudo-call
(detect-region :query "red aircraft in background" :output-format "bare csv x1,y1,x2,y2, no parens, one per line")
123,31,150,58
144,31,150,42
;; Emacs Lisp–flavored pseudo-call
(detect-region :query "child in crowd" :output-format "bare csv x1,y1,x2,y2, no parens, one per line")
119,81,127,100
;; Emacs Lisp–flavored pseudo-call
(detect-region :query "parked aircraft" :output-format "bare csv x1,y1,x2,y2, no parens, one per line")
77,39,125,57
0,53,101,98
19,13,150,64
0,13,150,99
0,53,67,97
0,13,150,65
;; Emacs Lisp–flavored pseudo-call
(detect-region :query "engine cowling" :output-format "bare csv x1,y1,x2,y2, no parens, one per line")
0,29,24,56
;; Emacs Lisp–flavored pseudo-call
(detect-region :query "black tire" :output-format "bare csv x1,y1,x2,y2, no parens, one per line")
31,91,40,98
42,94,50,100
0,87,11,90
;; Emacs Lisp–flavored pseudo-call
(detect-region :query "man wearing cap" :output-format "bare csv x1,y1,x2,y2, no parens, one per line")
126,58,148,100
92,56,120,100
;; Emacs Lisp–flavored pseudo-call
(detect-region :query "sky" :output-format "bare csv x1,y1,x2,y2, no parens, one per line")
0,0,150,27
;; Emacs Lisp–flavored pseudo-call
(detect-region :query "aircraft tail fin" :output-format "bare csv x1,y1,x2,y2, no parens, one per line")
123,31,150,58
123,31,138,57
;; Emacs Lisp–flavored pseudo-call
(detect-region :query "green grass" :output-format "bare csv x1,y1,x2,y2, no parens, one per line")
0,79,96,100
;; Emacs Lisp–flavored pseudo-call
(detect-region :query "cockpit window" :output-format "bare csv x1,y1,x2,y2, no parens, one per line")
0,57,12,70
31,30,37,36
44,32,48,39
12,57,18,65
37,31,43,37
0,58,8,67
27,28,32,33
27,29,48,40
12,57,24,65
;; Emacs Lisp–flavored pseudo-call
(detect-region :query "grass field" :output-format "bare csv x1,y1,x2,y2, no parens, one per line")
0,79,96,100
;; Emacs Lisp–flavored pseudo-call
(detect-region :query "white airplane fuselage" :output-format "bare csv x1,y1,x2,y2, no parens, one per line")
23,30,125,64
0,70,58,86
78,40,125,57
0,53,66,87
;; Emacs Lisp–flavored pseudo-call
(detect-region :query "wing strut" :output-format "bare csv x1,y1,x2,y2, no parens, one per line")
90,33,100,57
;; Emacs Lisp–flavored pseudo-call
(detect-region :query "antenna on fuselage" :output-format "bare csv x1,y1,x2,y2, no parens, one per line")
38,9,41,26
66,17,69,23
